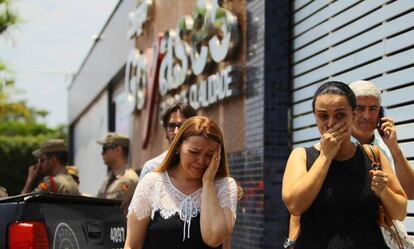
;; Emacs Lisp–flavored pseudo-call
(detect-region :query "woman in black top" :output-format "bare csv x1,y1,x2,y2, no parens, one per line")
125,116,238,249
282,81,407,249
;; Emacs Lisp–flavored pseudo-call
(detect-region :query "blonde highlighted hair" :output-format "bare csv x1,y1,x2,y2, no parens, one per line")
155,116,230,178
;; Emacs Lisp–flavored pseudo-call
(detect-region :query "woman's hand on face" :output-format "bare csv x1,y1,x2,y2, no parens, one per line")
370,170,389,197
320,122,349,160
202,145,221,184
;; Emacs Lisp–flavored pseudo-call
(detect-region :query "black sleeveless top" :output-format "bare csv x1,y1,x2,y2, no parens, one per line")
143,211,221,249
294,145,389,249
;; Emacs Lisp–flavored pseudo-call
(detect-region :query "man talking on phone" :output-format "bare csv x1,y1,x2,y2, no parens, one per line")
349,80,414,199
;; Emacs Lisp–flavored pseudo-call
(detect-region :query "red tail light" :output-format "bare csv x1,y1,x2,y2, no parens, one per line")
8,221,49,249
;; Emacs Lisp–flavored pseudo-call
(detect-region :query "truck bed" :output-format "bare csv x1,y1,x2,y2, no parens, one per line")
0,193,126,249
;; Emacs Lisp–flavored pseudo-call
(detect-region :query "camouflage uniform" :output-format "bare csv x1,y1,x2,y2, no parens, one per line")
96,133,139,201
0,186,8,197
30,139,80,196
97,166,138,200
34,170,80,195
66,165,80,185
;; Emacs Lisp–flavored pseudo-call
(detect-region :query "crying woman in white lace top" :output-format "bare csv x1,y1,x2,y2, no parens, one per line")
125,116,240,249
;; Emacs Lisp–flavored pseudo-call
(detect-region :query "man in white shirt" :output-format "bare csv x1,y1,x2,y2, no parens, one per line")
140,103,197,178
349,80,414,199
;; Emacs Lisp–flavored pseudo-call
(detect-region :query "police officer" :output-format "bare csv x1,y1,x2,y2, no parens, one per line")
96,133,138,202
21,139,80,195
350,80,414,199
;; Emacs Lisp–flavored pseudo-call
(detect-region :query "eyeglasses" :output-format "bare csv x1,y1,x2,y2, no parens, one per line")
38,157,48,163
167,122,183,131
102,144,118,153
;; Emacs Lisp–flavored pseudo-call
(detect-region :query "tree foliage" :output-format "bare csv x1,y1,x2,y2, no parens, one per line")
0,81,49,124
0,3,67,195
0,135,45,195
0,83,67,195
0,0,18,34
0,83,66,196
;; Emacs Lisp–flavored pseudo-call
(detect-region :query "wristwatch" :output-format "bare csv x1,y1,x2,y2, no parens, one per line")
284,238,296,248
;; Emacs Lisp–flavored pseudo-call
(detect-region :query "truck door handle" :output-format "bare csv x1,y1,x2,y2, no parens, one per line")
83,220,103,243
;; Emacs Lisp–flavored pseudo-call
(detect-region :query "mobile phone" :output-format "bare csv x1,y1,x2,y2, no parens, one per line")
377,106,385,136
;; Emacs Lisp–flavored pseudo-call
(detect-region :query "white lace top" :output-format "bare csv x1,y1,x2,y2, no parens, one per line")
128,171,238,241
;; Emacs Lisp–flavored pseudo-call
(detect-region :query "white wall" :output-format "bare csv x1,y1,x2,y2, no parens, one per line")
73,92,108,196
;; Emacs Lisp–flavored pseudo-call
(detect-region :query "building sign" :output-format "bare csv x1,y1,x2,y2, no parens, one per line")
125,0,153,113
127,0,153,38
125,0,242,148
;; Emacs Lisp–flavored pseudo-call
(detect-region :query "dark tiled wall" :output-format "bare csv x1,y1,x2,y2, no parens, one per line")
229,0,291,248
229,149,264,249
263,0,291,248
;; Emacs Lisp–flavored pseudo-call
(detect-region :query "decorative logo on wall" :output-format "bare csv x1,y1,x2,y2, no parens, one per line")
125,0,243,148
125,0,242,112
